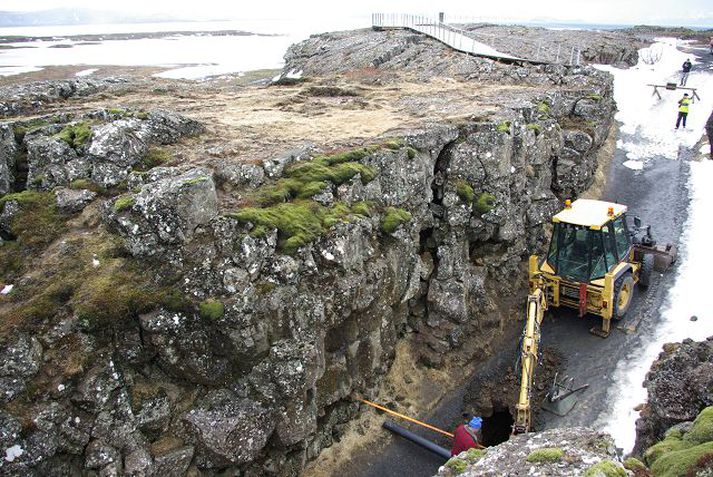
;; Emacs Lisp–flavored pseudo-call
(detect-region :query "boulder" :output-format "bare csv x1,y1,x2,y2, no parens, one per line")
633,336,713,455
152,445,194,477
106,167,218,258
88,118,148,187
183,390,275,468
54,187,97,214
25,134,90,189
139,310,233,385
0,335,42,403
138,109,204,144
438,427,623,477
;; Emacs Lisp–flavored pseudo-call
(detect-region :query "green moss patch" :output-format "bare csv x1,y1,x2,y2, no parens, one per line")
683,406,713,445
645,434,693,465
351,201,372,217
138,147,172,170
380,207,412,234
526,123,542,135
254,148,378,206
526,447,564,463
55,121,92,148
445,457,468,474
475,192,496,214
199,299,224,320
69,179,105,194
455,180,475,203
537,101,551,115
230,200,362,253
0,191,66,278
496,120,512,133
464,447,486,462
650,441,713,477
72,264,189,331
583,460,626,477
113,196,135,213
623,457,647,471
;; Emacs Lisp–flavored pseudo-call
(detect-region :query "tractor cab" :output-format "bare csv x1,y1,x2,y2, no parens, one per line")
530,199,643,337
544,201,631,283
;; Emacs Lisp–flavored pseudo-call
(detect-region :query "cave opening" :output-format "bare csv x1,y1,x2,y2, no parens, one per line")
481,408,514,447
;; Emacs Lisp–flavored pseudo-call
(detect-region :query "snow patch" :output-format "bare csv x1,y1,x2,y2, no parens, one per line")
4,445,23,462
0,284,13,295
623,160,643,170
75,68,97,77
595,38,713,163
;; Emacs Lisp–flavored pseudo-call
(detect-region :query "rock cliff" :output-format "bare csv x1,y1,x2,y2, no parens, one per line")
0,27,617,476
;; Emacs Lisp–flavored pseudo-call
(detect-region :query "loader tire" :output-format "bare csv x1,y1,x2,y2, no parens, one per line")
613,273,635,320
639,254,654,288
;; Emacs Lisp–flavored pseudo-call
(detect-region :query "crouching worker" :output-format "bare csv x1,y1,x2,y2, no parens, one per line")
451,414,484,456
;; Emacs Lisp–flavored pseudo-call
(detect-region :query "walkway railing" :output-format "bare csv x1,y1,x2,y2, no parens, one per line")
372,13,581,66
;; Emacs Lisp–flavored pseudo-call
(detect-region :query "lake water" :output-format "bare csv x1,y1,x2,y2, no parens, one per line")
0,18,368,79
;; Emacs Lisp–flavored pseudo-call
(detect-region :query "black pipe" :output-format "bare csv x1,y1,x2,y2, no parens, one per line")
382,420,451,460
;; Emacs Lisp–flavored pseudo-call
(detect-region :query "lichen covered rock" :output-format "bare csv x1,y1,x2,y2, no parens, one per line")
437,427,624,476
633,337,713,455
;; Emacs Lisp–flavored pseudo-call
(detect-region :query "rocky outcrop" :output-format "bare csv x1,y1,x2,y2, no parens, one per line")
283,27,643,83
459,24,645,67
0,78,129,118
0,36,616,477
0,124,17,195
633,336,713,456
0,108,205,195
438,427,624,476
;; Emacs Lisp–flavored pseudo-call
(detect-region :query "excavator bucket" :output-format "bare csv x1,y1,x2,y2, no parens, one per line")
541,394,579,416
541,373,589,417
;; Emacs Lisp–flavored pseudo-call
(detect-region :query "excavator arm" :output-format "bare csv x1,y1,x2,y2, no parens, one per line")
512,284,547,434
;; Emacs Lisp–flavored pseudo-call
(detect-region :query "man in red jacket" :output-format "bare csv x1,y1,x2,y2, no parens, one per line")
451,414,483,456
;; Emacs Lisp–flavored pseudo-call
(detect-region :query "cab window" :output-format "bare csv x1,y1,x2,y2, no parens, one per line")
602,222,618,270
612,217,631,261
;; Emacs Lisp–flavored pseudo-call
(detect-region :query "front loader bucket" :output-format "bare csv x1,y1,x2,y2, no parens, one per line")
541,394,579,417
654,244,677,271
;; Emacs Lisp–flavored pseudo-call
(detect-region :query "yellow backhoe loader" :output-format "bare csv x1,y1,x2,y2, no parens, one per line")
512,199,677,434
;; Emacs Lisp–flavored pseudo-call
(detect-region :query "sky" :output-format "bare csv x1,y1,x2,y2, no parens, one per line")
1,0,712,27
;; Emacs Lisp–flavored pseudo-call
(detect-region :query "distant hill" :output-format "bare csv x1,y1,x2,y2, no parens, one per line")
0,8,190,27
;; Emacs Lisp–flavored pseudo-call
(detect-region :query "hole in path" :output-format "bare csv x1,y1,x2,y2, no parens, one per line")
481,408,514,446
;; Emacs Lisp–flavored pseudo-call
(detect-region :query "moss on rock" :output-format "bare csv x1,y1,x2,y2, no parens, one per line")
199,299,225,320
683,406,713,445
0,190,66,278
650,441,713,477
455,180,475,203
445,457,468,474
465,447,486,462
583,460,626,477
623,457,647,471
526,447,564,463
474,192,496,214
113,196,135,213
380,207,412,234
55,121,92,148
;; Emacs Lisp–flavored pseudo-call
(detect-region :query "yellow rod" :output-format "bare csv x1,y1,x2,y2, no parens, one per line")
358,398,454,438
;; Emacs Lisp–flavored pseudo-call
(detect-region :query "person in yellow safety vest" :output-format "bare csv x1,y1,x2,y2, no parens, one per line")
675,93,691,130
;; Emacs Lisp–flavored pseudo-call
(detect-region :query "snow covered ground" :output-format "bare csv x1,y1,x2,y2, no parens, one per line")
594,40,713,453
597,38,713,170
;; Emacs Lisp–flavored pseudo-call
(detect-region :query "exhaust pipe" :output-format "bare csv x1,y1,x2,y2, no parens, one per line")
382,420,451,460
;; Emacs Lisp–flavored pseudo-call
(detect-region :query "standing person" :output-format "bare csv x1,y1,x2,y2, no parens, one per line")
675,93,691,130
680,59,692,86
451,414,484,456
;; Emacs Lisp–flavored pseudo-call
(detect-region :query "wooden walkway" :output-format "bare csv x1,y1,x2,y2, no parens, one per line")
372,13,568,66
